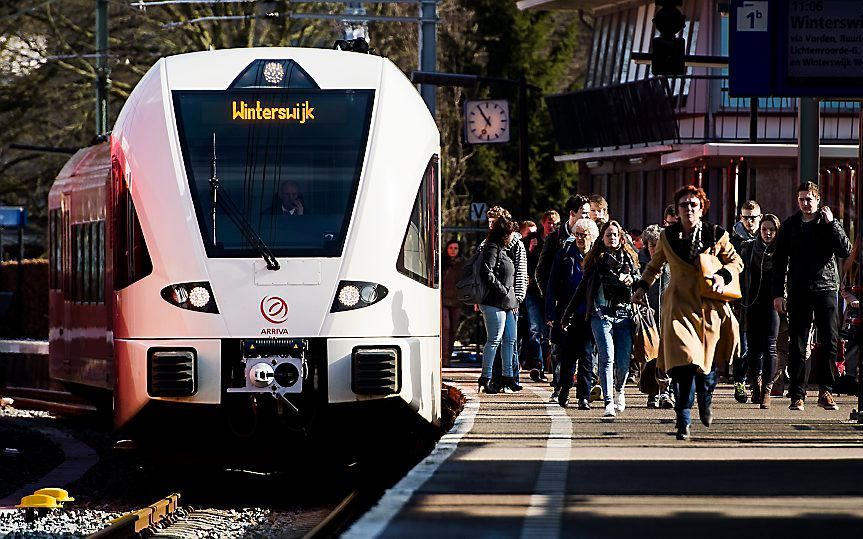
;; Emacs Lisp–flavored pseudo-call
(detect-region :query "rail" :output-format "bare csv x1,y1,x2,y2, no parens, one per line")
88,494,181,539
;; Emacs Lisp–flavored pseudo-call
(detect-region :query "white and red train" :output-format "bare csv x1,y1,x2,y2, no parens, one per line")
48,47,442,445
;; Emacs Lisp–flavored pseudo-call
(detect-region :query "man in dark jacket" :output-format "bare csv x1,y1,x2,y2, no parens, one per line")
730,200,762,403
535,194,590,298
535,194,590,395
772,181,852,411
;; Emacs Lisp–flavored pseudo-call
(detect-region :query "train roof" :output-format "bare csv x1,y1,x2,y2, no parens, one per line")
48,143,109,207
159,47,392,91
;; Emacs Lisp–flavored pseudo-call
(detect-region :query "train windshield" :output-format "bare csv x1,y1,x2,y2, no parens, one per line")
173,89,374,258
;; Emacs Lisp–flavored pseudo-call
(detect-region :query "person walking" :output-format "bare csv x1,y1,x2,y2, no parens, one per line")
639,224,674,409
441,239,465,367
546,218,599,408
731,200,762,403
535,195,590,392
477,216,521,394
739,214,781,408
632,185,743,440
564,220,640,417
772,181,852,411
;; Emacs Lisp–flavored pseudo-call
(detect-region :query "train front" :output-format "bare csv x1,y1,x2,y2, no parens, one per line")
110,48,441,445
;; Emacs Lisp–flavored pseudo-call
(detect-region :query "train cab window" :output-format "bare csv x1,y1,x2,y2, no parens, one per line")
173,89,374,258
397,157,439,288
112,157,153,290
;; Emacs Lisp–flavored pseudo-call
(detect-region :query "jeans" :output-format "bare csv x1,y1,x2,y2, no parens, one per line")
732,330,749,384
523,291,549,371
670,364,717,428
480,304,517,379
744,303,780,388
558,318,596,399
788,290,839,400
590,313,634,405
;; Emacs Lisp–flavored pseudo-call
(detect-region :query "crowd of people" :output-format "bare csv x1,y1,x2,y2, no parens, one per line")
441,181,859,440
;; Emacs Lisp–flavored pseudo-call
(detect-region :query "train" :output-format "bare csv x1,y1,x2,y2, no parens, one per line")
47,47,442,448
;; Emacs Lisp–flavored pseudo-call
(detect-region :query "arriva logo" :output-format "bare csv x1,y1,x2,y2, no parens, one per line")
260,296,289,324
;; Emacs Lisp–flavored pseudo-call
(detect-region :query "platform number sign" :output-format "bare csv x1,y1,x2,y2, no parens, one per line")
737,1,768,32
470,202,488,222
464,100,510,145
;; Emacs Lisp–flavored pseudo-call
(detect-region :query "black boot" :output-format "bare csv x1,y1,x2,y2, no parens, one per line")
557,386,570,408
676,424,691,440
502,376,523,392
478,376,499,394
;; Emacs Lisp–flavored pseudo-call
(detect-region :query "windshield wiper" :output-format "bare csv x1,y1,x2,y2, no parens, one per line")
209,133,280,271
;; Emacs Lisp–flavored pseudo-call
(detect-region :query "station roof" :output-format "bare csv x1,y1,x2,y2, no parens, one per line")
516,0,631,12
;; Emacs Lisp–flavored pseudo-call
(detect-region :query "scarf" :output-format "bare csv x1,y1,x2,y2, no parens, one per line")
681,221,704,263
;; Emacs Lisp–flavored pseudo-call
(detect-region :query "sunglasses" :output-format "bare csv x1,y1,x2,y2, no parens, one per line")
677,201,700,209
574,233,590,239
741,215,761,221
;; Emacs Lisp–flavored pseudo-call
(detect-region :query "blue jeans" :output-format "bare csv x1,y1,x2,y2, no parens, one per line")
480,304,517,378
590,313,634,405
523,291,549,370
670,364,717,428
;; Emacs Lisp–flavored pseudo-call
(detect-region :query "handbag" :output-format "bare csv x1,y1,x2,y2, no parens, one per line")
698,252,742,302
633,304,660,362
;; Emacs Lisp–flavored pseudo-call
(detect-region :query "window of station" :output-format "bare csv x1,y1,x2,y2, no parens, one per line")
397,157,439,289
585,1,700,92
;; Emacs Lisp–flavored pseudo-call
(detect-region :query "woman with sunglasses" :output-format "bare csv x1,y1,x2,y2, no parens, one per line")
632,185,743,440
564,220,640,417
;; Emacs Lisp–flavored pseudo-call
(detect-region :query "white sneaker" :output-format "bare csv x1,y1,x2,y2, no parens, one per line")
603,403,616,417
616,390,626,412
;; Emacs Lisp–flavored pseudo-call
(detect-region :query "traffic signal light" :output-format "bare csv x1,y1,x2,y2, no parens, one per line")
651,0,686,76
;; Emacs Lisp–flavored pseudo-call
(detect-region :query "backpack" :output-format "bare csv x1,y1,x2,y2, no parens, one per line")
455,246,493,305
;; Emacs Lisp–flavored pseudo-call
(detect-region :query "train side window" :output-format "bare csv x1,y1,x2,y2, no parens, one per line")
73,224,81,302
83,223,91,303
397,156,439,288
98,221,105,303
49,210,60,289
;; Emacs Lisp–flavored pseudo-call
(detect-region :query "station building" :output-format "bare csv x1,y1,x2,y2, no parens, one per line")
518,0,861,231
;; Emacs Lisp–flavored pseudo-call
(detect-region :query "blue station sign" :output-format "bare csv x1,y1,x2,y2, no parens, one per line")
0,207,27,229
730,0,863,97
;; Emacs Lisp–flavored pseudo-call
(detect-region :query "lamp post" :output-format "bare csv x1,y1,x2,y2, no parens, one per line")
411,71,535,219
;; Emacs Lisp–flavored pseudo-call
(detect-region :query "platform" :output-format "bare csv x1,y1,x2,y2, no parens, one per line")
346,369,863,538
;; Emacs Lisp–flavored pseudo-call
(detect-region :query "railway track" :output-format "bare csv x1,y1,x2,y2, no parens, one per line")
1,386,100,417
83,488,375,539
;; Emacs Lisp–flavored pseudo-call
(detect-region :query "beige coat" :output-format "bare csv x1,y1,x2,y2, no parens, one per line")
641,227,743,374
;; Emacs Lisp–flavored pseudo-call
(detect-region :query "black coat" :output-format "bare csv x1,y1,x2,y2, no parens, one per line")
534,220,572,297
771,211,851,298
480,242,517,310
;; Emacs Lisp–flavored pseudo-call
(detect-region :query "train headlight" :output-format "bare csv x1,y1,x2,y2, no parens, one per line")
188,286,211,308
160,281,219,314
171,286,189,304
331,281,388,312
338,285,360,307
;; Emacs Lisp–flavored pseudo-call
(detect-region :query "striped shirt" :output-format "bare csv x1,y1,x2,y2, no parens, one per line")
506,233,528,304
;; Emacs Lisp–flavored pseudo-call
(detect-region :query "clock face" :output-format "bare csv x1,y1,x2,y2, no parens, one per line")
465,100,510,144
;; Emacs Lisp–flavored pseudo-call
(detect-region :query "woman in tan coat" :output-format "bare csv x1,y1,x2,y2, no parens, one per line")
632,185,743,440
